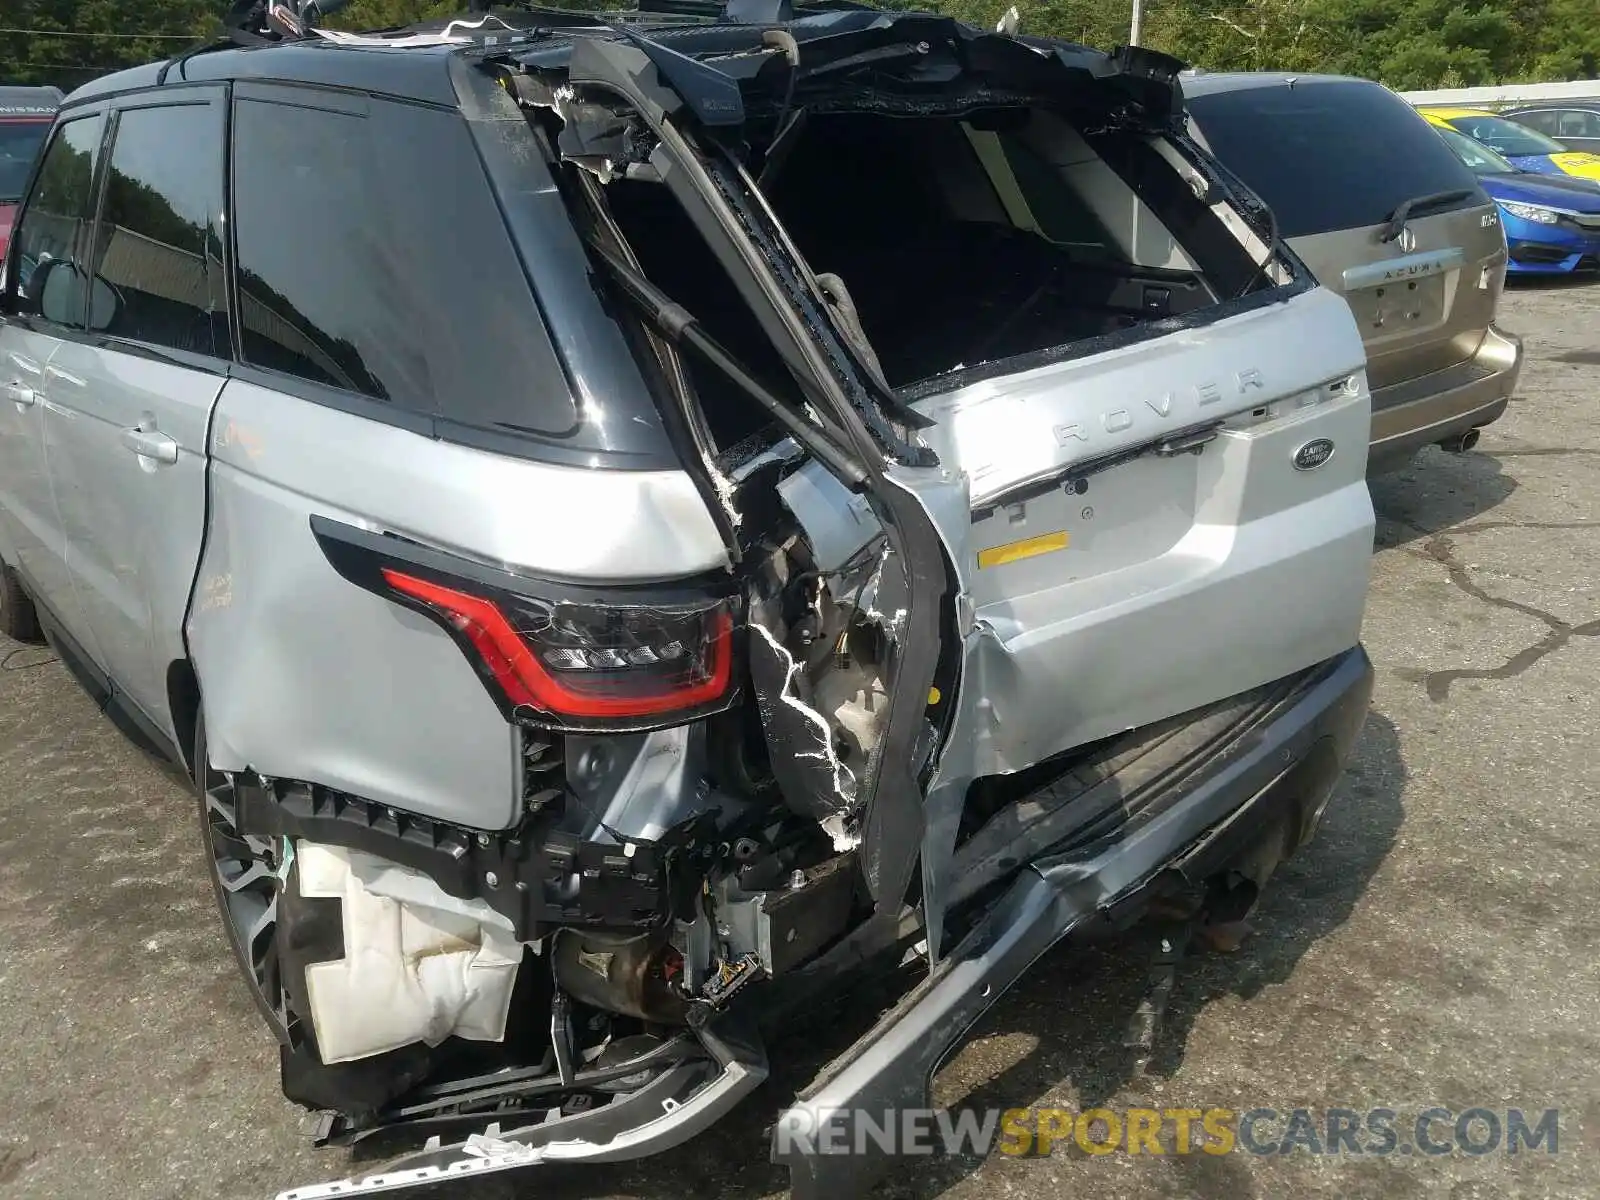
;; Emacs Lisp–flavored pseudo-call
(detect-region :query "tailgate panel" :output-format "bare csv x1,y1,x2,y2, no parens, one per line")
969,452,1198,608
910,286,1374,778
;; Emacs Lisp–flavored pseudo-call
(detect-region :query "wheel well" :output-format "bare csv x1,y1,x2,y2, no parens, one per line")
167,659,202,780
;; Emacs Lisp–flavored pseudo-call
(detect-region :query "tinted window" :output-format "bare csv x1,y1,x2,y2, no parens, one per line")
1513,110,1561,136
1185,82,1482,238
231,95,575,433
0,119,52,203
1558,111,1600,139
9,114,104,325
1443,114,1566,157
86,103,227,357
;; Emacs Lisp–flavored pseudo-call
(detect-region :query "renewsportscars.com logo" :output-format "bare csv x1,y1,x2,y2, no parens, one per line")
774,1106,1562,1158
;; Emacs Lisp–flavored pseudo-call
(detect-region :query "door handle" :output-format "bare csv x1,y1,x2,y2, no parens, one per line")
121,425,179,465
4,381,35,409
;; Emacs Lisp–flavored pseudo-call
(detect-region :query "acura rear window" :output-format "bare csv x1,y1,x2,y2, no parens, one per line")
1184,80,1482,239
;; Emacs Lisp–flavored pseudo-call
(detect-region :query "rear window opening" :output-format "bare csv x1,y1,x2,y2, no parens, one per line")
564,100,1284,458
599,175,792,453
757,110,1233,389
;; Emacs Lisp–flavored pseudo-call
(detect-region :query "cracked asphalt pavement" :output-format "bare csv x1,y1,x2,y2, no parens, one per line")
3,280,1599,1200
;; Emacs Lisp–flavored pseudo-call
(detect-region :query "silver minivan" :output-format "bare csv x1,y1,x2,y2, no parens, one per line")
1184,73,1523,473
0,10,1376,1197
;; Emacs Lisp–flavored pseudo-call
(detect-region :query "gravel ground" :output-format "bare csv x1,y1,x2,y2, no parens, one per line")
2,280,1597,1200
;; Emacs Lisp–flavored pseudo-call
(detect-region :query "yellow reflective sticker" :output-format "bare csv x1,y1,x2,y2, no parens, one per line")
1551,152,1600,179
977,530,1069,569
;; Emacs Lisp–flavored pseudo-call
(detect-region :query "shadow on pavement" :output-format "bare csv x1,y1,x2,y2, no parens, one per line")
1371,445,1517,550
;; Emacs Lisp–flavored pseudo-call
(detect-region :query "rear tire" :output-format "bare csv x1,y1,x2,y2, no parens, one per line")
193,717,433,1119
0,564,42,643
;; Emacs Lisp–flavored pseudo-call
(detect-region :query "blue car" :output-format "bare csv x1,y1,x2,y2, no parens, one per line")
1422,108,1600,186
1436,126,1600,274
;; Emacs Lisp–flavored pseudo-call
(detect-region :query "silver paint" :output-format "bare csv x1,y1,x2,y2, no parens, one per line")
187,378,729,830
42,338,223,740
908,282,1373,792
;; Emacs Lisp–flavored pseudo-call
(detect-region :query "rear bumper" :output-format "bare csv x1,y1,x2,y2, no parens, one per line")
774,644,1374,1200
274,647,1374,1200
1368,324,1520,472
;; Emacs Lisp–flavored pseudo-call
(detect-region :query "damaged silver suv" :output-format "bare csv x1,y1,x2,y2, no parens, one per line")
0,4,1376,1196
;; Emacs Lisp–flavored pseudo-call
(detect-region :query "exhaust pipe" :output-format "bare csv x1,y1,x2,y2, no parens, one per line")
1438,427,1481,454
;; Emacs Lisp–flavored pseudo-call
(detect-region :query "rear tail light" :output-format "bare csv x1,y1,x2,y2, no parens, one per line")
380,569,736,729
310,515,737,732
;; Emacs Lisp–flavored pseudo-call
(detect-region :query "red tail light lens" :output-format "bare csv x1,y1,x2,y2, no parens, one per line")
380,569,735,726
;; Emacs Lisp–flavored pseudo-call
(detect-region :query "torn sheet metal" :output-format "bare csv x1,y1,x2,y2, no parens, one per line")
297,843,522,1065
312,15,515,48
748,623,857,822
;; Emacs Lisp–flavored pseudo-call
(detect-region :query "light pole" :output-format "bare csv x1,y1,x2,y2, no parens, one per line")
1130,0,1144,46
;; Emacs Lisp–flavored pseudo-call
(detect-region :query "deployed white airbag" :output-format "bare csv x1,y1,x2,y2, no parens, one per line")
296,842,523,1065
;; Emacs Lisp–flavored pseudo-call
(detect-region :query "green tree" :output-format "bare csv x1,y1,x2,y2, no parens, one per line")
323,0,459,30
0,0,223,90
0,0,1595,94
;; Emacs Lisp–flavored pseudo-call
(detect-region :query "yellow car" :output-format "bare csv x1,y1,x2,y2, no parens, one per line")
1420,107,1600,184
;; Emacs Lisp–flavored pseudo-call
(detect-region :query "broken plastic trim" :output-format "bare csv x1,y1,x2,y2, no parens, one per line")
278,1014,766,1199
234,771,719,942
747,622,859,825
773,646,1373,1200
316,1033,702,1144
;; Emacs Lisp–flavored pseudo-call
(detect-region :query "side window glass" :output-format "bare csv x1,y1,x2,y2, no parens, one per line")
9,114,105,327
87,103,227,356
0,121,52,209
1518,111,1559,135
1559,111,1600,139
230,94,577,432
231,98,396,398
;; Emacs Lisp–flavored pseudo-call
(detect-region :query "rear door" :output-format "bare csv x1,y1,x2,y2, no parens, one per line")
1185,80,1504,394
0,108,108,653
42,90,229,739
1543,109,1600,154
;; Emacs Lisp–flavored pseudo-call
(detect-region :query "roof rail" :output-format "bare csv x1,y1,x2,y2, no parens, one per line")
158,0,363,85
